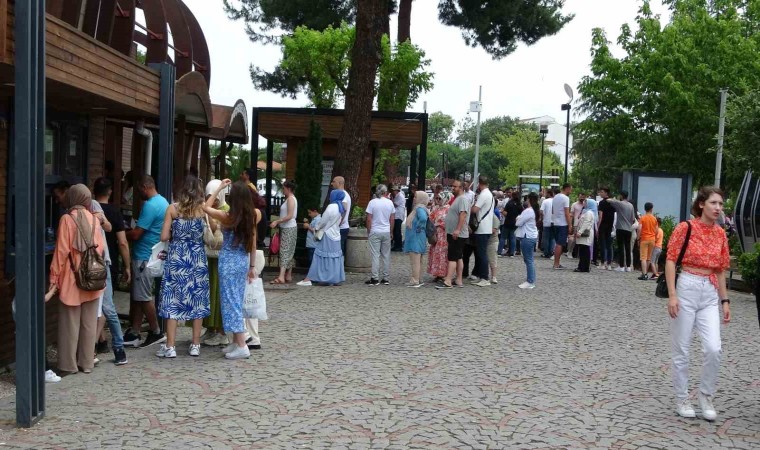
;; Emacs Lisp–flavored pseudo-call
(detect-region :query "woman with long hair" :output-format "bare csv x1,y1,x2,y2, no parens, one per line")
156,176,210,358
515,192,539,289
270,180,298,284
404,191,430,288
49,184,106,374
427,191,452,282
204,179,260,360
297,190,346,286
199,179,229,347
666,186,730,421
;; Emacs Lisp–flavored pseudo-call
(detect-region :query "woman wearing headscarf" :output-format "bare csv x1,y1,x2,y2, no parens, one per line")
297,190,346,286
574,199,595,273
427,191,451,282
49,184,106,374
404,191,430,288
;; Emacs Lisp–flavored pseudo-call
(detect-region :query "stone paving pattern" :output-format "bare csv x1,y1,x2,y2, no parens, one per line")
1,254,759,449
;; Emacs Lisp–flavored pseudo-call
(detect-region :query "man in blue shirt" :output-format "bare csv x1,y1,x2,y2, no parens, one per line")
124,176,169,348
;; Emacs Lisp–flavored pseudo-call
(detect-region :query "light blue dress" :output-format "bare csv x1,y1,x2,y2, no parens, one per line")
159,218,210,320
403,207,429,255
219,229,247,333
306,204,345,285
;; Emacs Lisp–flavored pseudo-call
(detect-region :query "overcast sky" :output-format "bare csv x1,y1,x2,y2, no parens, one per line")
184,0,669,137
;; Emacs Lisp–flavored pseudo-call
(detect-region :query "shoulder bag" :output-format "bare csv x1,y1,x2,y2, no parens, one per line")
655,221,692,299
203,215,224,258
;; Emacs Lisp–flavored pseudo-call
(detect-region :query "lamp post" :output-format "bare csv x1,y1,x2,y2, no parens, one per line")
539,123,549,191
561,83,574,184
470,86,483,182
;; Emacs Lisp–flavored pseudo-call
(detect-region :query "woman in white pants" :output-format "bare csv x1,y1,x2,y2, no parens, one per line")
666,186,731,421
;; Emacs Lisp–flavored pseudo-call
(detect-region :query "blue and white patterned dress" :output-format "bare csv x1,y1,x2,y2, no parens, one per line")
159,217,210,320
218,229,247,333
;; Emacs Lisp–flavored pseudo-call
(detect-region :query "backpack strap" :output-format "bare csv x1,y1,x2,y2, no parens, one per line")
675,221,692,269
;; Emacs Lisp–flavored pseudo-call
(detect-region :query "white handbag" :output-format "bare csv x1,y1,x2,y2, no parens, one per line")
145,241,168,278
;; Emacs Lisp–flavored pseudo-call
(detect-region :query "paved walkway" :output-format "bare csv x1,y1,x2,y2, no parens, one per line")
1,254,759,449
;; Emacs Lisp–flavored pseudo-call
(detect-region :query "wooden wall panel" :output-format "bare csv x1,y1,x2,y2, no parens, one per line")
88,116,105,186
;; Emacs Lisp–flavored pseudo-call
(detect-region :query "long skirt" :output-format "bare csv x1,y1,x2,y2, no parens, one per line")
427,226,448,277
219,247,246,334
307,237,345,285
279,226,298,270
202,257,224,330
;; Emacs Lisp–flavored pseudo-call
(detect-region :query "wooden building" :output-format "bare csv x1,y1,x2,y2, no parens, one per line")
252,107,429,211
0,0,250,368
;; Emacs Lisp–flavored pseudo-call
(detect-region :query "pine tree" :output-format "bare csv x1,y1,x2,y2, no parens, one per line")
294,120,323,221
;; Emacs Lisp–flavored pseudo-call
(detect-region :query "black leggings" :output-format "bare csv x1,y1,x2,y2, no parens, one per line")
616,230,632,268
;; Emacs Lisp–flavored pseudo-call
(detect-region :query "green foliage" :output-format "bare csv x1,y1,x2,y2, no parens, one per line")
425,167,437,179
725,89,760,191
660,215,678,250
492,128,563,188
222,0,355,45
437,0,573,59
738,242,760,286
455,115,535,147
350,205,367,228
729,232,743,257
428,111,456,143
372,149,400,186
294,121,324,221
576,0,760,189
377,37,434,111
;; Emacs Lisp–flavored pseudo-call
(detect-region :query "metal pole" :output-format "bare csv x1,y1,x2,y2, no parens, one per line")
714,89,728,187
473,86,482,182
564,106,571,184
540,134,545,191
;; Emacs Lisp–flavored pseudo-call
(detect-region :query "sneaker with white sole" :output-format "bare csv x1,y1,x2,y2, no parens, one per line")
225,345,251,360
296,280,312,286
221,342,237,354
45,370,61,383
518,282,536,289
676,398,696,418
614,267,627,272
698,393,717,421
467,275,479,281
189,344,201,357
200,331,215,345
475,279,491,287
156,344,176,358
490,278,498,284
204,333,230,347
625,267,633,272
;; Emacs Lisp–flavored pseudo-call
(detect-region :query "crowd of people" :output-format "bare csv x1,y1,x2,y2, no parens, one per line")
46,170,735,422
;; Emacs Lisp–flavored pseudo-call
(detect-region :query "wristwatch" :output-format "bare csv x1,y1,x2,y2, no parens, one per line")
720,299,730,305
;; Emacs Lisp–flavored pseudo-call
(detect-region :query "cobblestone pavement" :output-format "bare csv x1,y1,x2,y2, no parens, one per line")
1,254,760,449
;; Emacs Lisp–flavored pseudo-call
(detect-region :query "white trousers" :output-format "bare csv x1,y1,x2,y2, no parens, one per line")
670,272,722,400
245,318,260,345
368,232,391,280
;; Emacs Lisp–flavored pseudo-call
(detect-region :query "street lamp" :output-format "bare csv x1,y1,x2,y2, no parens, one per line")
539,123,549,191
470,86,483,182
561,83,573,184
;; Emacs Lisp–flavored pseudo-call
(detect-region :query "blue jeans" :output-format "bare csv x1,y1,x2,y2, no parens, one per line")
101,267,124,351
599,227,614,264
505,227,517,256
497,224,507,256
474,233,491,280
542,227,555,257
521,238,536,284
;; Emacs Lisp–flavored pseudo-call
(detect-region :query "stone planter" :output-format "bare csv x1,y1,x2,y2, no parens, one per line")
345,227,371,273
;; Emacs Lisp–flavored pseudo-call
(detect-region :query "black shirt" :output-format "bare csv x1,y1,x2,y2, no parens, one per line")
504,199,523,228
100,202,126,262
598,198,615,230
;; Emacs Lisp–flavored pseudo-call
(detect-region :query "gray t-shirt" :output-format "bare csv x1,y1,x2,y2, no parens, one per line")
445,195,472,238
610,199,635,231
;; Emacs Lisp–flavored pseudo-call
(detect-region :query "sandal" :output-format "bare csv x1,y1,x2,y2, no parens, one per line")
270,278,284,285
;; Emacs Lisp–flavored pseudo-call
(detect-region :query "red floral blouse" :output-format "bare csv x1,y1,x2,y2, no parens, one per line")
667,219,729,289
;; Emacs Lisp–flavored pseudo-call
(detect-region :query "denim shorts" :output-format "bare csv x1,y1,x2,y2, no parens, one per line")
553,225,569,246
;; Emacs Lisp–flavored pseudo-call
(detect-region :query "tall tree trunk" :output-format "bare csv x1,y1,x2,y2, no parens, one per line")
397,0,412,43
334,0,388,203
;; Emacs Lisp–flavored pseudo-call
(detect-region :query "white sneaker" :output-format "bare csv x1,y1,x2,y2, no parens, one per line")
156,344,176,358
296,280,312,286
204,333,229,347
518,282,535,289
467,275,479,281
676,398,696,418
490,278,498,284
225,345,251,360
45,370,61,383
221,342,237,354
605,264,611,271
475,279,491,287
614,267,626,272
698,393,717,421
625,267,632,272
200,330,215,344
189,344,201,357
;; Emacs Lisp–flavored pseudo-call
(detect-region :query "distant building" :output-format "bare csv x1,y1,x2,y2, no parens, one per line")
521,115,574,169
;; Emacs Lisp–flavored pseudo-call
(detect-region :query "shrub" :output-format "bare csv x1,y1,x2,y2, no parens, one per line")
738,242,760,286
660,216,678,250
350,206,367,228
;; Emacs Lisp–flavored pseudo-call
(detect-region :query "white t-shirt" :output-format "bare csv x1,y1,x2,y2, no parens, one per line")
339,189,351,230
540,198,553,227
474,188,494,235
366,197,395,235
552,193,570,227
393,191,406,220
464,190,475,206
